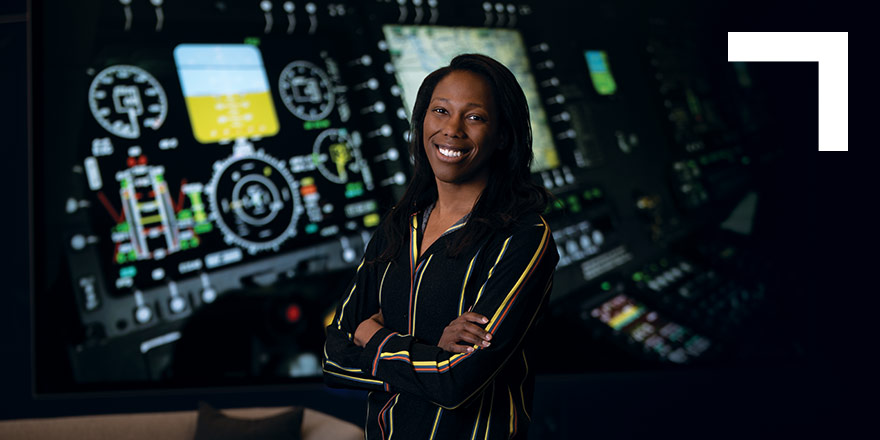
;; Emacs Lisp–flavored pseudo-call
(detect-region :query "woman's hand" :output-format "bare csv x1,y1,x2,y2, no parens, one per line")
438,312,492,354
354,310,384,347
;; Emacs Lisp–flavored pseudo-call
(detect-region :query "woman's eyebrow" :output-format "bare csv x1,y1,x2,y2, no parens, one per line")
431,97,486,109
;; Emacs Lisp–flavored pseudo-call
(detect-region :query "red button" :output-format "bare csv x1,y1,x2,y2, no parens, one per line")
285,304,302,323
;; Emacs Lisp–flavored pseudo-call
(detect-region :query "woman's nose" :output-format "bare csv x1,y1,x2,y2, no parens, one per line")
443,115,464,138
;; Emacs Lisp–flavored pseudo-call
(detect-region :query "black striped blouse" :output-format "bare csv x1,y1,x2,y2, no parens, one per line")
323,210,558,439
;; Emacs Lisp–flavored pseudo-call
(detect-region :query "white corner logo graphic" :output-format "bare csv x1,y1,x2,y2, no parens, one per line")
728,32,848,152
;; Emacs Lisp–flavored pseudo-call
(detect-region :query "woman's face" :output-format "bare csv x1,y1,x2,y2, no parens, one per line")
422,70,501,186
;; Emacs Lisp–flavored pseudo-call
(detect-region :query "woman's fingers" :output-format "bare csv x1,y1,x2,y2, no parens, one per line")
443,342,473,354
437,312,494,353
460,312,489,324
459,323,491,344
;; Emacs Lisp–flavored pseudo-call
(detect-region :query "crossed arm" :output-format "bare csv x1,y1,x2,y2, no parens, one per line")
354,310,492,353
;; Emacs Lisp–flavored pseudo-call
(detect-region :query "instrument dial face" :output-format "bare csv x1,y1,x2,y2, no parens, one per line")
313,128,363,185
88,65,168,139
206,149,303,254
278,60,335,121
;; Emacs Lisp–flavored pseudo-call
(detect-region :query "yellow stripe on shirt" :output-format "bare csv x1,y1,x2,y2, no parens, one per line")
379,261,392,306
459,254,478,315
483,220,549,334
336,259,365,329
411,254,433,336
474,238,511,305
429,407,443,440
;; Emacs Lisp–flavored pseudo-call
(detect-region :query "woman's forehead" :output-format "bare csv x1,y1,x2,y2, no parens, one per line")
431,70,495,107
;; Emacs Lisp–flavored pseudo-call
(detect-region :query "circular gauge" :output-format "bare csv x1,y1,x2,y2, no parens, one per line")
206,150,303,254
88,65,167,139
313,128,363,184
278,61,335,121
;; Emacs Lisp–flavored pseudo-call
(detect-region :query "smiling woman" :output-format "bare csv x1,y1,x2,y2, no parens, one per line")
423,70,500,186
322,54,559,439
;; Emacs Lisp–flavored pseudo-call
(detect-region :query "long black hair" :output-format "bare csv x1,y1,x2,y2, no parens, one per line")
377,53,550,262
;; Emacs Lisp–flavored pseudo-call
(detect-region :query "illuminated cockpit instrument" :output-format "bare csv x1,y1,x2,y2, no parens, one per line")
206,147,303,254
88,65,168,139
279,60,336,121
585,50,618,96
173,44,280,144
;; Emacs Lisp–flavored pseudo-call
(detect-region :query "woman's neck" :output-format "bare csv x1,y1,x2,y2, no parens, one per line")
433,176,487,219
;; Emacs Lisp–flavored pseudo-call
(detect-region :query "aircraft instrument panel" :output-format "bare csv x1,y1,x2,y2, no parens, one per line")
30,0,799,392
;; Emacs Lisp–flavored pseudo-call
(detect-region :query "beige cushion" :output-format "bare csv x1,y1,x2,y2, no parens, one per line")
0,407,294,440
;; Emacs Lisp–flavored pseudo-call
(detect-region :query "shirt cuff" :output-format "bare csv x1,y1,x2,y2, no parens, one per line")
358,327,396,375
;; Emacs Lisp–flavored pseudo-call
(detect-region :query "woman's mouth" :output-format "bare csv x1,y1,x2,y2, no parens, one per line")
434,143,470,161
438,146,462,157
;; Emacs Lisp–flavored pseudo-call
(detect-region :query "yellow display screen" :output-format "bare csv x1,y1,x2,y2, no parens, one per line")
174,44,280,143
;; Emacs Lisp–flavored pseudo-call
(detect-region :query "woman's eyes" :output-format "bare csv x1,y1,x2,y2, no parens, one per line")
431,108,487,122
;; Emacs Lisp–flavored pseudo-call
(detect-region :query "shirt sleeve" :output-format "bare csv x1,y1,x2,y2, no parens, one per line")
322,231,392,392
355,217,559,409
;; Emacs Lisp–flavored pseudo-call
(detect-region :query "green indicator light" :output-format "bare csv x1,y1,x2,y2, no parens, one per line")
306,223,319,234
120,266,137,278
178,209,192,220
189,192,205,208
592,188,602,198
116,253,125,264
180,240,190,250
583,191,593,200
742,156,751,165
688,160,697,168
601,281,611,291
244,36,260,46
632,272,644,282
304,119,331,131
190,238,200,248
155,174,164,182
128,251,137,261
194,223,213,234
585,50,618,96
566,195,581,213
345,182,365,198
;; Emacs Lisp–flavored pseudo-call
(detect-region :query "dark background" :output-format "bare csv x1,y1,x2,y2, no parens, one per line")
1,0,851,437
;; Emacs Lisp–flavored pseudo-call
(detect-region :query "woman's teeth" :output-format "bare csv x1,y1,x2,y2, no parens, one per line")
439,147,462,157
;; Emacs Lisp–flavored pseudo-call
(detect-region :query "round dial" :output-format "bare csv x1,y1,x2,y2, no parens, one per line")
278,60,335,121
206,150,303,254
88,65,167,139
313,128,363,184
